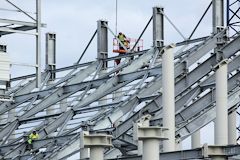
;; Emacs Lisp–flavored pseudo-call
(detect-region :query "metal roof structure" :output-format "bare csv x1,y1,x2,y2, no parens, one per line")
0,0,240,160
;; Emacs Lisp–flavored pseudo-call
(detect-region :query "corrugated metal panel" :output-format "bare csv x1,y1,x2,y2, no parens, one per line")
0,52,10,81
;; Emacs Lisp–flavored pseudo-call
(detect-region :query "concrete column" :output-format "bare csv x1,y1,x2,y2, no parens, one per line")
162,45,175,152
153,6,164,48
215,62,228,145
228,110,237,145
191,130,201,148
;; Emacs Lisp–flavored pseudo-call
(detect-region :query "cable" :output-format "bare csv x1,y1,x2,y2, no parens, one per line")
115,0,118,35
130,16,153,52
188,2,212,39
76,30,97,64
5,0,36,21
160,10,187,40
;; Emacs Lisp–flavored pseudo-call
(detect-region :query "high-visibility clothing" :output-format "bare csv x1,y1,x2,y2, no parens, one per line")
124,40,130,49
118,34,125,43
27,133,39,144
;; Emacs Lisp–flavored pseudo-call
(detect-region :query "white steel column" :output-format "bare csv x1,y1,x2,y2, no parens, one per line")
213,0,228,148
191,130,201,148
162,45,175,152
36,0,42,88
215,61,228,145
135,126,167,160
142,139,159,160
80,132,112,160
80,148,89,160
228,110,237,144
90,147,104,160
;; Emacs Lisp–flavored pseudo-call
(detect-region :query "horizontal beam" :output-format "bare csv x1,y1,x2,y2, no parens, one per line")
0,18,46,27
107,144,240,160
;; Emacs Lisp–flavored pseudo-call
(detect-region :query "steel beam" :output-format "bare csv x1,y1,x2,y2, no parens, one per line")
106,144,240,160
153,6,164,47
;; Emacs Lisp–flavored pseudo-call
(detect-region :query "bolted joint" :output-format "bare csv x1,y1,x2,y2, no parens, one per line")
160,44,176,56
202,144,227,158
212,59,228,71
80,131,112,149
133,123,168,141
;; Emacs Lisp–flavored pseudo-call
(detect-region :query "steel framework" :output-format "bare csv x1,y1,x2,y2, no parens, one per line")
0,1,240,160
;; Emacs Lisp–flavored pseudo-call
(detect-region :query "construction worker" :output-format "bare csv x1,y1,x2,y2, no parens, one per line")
124,39,130,50
27,130,39,151
115,32,128,65
117,32,126,50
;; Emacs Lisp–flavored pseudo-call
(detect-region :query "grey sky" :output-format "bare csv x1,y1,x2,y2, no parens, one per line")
0,0,217,149
1,0,213,75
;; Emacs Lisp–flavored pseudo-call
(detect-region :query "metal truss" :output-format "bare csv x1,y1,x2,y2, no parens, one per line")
0,28,238,160
227,0,240,38
0,2,240,160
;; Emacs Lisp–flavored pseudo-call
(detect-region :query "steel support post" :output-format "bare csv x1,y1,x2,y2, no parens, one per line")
162,45,175,152
191,130,201,148
153,6,164,48
46,33,56,81
213,0,228,147
97,20,109,105
97,20,108,70
80,132,112,160
0,45,9,93
90,147,104,160
142,139,160,160
135,126,167,160
46,33,57,117
212,0,224,33
228,110,237,144
36,0,42,88
215,61,228,146
80,148,89,160
133,115,151,156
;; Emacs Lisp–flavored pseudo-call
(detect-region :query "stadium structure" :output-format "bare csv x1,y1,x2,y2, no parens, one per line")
0,0,240,160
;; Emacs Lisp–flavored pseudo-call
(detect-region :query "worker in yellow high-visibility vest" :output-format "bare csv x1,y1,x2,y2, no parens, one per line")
116,32,128,65
27,130,39,151
117,32,126,50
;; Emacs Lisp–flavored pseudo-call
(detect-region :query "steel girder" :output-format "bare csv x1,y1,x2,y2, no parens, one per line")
40,32,228,159
0,30,238,159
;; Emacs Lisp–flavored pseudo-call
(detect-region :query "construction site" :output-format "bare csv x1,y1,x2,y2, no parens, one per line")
0,0,240,159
